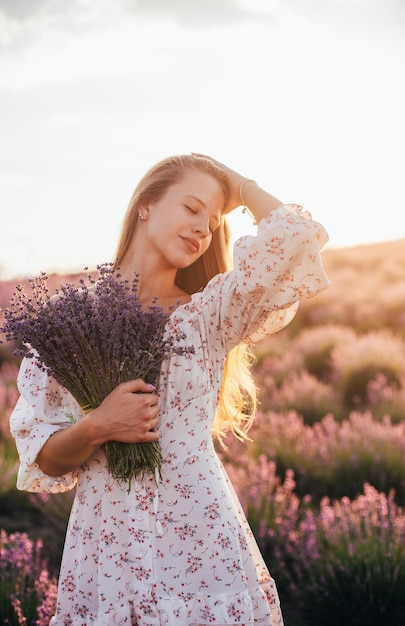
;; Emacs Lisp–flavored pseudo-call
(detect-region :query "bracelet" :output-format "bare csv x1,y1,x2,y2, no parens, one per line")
239,179,257,225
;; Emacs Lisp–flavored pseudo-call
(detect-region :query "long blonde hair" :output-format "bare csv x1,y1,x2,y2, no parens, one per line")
115,154,257,444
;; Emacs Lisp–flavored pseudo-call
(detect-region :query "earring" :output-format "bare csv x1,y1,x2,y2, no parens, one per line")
138,213,145,221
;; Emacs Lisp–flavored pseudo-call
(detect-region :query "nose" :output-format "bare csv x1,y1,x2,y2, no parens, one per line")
193,214,210,236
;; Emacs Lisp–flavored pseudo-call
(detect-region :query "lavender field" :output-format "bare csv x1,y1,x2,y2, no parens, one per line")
1,239,405,625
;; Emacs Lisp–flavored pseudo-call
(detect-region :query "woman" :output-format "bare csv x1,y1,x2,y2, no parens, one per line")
10,154,330,625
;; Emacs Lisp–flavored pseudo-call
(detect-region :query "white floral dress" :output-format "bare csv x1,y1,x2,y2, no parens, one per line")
10,205,329,626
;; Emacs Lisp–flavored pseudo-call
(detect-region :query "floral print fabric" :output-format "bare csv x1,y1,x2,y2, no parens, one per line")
10,205,329,625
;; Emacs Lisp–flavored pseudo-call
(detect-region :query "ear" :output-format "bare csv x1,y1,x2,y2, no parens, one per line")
138,204,150,221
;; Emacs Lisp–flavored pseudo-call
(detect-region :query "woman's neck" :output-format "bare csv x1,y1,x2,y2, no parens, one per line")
118,263,191,311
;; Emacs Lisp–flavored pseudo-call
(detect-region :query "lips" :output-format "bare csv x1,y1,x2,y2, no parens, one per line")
181,237,200,254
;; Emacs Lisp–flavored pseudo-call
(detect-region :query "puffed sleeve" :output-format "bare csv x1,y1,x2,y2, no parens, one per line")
9,354,81,493
191,204,330,351
235,204,329,305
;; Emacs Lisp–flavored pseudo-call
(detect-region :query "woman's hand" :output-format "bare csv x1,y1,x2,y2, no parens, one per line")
192,152,248,214
36,378,159,476
192,152,283,222
88,379,159,446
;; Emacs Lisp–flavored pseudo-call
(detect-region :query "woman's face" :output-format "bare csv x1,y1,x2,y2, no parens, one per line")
141,170,225,269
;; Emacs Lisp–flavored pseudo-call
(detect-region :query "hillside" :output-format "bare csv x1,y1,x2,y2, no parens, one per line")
323,237,405,287
294,238,405,334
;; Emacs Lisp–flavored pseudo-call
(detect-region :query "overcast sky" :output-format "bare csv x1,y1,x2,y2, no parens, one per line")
0,0,404,279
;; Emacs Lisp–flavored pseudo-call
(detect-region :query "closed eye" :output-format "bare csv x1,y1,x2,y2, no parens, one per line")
184,203,218,235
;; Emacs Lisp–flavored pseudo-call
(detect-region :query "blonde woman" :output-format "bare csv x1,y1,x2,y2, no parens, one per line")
10,154,330,625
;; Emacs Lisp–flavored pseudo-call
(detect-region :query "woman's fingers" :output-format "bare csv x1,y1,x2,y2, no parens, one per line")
91,378,160,443
119,378,156,394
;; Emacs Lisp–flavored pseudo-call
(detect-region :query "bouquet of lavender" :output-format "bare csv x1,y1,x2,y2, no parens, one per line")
1,264,192,488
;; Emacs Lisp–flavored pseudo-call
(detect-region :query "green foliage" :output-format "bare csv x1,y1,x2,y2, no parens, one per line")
224,411,405,506
269,371,339,425
295,238,405,337
298,538,405,626
255,327,405,426
287,486,405,626
0,529,57,625
225,455,405,626
0,489,71,576
289,324,357,382
332,330,405,410
0,441,19,494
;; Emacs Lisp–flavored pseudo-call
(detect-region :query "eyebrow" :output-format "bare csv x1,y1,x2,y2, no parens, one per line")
184,194,206,207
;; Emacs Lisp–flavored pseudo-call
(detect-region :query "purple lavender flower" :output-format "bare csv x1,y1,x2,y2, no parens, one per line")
0,529,58,623
1,263,193,487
